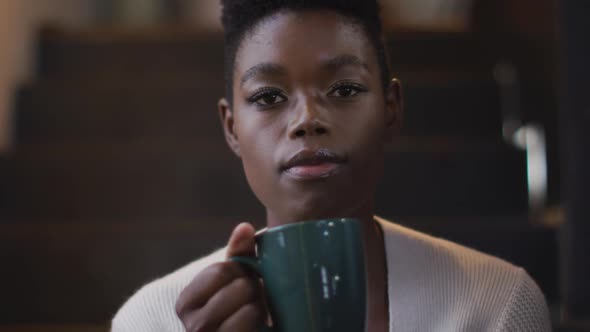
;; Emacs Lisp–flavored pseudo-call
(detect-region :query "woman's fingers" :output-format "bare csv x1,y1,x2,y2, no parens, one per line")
218,302,265,332
195,275,261,328
175,222,266,332
175,261,246,316
176,222,257,317
226,222,257,258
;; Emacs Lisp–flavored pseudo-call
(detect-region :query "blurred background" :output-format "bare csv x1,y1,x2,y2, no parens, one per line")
0,0,588,331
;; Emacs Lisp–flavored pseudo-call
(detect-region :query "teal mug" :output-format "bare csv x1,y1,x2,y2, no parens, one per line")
230,218,367,332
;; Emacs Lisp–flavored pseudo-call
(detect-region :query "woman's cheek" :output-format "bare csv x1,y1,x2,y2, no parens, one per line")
240,144,277,206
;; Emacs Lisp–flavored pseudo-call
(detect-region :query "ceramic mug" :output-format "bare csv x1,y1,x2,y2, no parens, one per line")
230,218,367,332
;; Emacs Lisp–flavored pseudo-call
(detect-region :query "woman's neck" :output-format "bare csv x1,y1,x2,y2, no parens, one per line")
264,198,375,228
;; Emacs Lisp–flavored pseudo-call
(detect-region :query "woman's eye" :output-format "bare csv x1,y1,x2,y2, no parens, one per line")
328,83,366,98
250,90,287,106
333,86,357,97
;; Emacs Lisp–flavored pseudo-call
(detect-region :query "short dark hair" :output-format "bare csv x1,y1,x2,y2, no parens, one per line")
221,0,391,105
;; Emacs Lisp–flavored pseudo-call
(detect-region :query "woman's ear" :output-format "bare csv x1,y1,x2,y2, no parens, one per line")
384,78,403,142
218,98,241,158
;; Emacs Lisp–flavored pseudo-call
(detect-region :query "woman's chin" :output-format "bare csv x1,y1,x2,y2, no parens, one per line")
267,206,352,227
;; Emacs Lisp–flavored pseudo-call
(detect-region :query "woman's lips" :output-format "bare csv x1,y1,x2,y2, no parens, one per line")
284,162,342,179
281,148,346,180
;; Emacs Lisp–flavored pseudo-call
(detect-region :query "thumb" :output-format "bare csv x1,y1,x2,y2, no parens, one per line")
226,222,257,258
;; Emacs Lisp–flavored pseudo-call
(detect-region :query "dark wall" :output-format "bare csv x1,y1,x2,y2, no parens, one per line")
559,0,590,321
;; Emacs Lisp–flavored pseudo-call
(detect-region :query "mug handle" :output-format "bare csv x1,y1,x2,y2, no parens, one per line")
229,256,262,275
229,256,275,332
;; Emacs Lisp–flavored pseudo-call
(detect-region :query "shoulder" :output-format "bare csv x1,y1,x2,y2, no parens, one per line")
377,216,520,278
493,258,552,331
111,248,226,332
377,217,551,331
377,216,529,280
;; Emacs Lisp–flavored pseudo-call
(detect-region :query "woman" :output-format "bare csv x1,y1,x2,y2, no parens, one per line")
112,0,551,331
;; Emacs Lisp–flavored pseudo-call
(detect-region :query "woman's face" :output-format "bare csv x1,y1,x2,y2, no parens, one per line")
219,10,401,226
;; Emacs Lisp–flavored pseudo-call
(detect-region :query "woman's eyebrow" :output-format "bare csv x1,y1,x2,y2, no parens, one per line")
240,63,287,86
319,54,369,72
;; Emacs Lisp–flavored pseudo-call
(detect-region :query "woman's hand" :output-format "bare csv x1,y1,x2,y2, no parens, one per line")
176,223,267,332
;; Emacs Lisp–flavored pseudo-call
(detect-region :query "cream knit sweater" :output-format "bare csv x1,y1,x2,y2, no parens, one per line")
112,217,551,331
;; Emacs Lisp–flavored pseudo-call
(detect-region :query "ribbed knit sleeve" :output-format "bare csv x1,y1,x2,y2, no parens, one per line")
111,248,226,332
111,281,184,332
493,268,552,332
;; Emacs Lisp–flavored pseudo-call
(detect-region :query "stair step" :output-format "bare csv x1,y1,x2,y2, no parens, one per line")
0,325,107,332
38,29,225,79
15,83,224,143
402,78,502,137
38,28,492,79
377,141,527,217
1,140,526,221
0,220,241,324
1,143,261,222
0,157,9,217
386,31,494,69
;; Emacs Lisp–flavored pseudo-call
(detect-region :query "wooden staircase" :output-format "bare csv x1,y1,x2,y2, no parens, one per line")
0,27,560,329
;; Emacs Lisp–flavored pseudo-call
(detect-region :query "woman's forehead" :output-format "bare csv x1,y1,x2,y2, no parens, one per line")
233,10,376,80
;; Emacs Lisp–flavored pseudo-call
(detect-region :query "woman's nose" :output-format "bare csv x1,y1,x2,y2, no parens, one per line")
288,101,330,139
